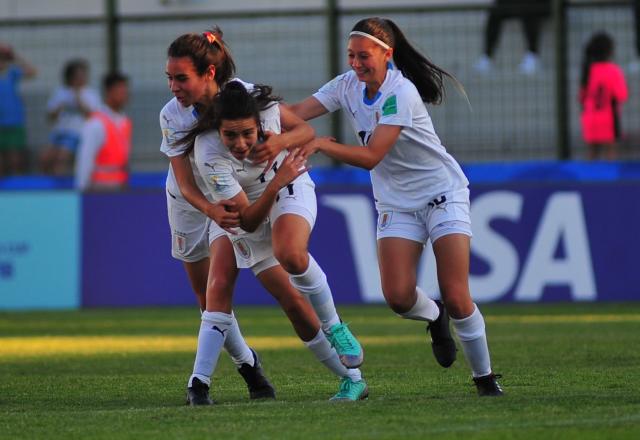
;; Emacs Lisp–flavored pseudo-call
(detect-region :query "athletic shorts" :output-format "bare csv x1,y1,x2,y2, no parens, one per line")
0,126,27,151
225,180,317,275
166,189,226,263
376,188,472,244
49,130,80,152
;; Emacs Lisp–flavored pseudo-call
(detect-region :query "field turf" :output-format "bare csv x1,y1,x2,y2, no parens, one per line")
1,303,639,439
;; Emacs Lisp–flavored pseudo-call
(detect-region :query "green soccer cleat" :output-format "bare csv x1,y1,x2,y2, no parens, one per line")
330,377,369,402
326,322,364,369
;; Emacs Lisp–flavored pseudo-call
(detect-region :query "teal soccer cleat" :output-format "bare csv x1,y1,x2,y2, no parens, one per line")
330,377,369,402
327,322,364,368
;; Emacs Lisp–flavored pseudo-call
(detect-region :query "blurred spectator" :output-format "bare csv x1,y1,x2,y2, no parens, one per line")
40,58,101,175
473,0,551,75
579,32,628,161
0,42,36,176
75,72,131,191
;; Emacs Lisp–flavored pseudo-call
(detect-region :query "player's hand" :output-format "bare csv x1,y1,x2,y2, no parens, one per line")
205,200,240,232
300,136,332,159
250,130,283,171
272,149,308,189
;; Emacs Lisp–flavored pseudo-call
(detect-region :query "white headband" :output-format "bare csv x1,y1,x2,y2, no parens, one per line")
349,31,391,50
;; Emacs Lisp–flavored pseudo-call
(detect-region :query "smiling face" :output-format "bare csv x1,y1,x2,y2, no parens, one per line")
219,117,259,161
347,35,392,86
165,56,216,107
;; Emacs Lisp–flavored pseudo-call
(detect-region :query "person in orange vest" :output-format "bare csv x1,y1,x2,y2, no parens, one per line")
75,72,130,191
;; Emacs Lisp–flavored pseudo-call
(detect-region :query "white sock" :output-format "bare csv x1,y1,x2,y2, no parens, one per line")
398,286,440,322
304,330,362,382
224,312,255,367
289,255,340,332
188,311,233,387
451,304,492,378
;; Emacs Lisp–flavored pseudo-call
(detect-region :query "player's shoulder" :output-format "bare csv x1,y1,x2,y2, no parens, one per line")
195,130,227,154
160,97,194,128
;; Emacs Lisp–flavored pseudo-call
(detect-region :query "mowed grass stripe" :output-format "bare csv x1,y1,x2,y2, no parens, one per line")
0,335,424,358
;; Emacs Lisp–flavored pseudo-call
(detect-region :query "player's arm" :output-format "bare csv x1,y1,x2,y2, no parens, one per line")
303,124,402,170
170,154,239,229
287,96,330,121
228,150,308,232
249,104,315,165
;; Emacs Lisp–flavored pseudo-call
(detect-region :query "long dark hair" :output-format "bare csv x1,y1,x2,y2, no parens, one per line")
180,81,282,154
351,17,453,104
580,32,614,88
167,26,235,86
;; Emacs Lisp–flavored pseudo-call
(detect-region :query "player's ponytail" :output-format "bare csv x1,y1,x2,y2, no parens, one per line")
167,25,236,86
351,17,455,105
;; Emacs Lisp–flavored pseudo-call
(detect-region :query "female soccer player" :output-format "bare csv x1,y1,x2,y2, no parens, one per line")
161,28,275,401
182,81,368,403
289,17,503,396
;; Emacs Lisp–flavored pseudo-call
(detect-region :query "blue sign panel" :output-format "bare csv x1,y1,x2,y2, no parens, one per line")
80,182,640,307
0,192,80,310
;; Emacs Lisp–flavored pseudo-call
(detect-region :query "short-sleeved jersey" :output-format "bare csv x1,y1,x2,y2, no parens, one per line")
159,78,254,200
313,67,468,212
194,102,313,230
579,61,628,144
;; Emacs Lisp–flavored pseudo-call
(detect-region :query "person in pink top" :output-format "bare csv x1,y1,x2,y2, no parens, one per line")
579,32,628,160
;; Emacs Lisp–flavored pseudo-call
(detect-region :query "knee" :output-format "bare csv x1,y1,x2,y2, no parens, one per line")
208,272,235,296
383,287,416,314
440,282,474,318
274,249,309,275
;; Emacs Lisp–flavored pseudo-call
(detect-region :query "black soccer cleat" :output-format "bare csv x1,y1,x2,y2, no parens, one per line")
473,373,504,397
426,300,457,368
186,377,214,406
237,349,276,400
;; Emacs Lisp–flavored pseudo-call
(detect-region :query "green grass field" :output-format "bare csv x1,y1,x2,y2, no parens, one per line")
1,303,639,439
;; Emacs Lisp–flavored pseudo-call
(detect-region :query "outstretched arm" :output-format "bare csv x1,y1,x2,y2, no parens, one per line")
287,96,329,121
303,124,402,170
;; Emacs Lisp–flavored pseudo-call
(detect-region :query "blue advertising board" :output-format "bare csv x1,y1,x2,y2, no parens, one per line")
79,182,640,307
0,192,80,309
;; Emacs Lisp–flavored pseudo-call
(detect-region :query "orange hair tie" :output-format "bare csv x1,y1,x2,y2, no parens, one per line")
203,32,217,45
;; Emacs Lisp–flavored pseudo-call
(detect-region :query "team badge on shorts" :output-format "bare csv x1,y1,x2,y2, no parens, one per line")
174,233,186,255
378,211,393,231
233,238,252,260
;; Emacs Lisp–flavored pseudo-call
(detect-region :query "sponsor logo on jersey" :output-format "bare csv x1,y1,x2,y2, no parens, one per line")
382,95,398,116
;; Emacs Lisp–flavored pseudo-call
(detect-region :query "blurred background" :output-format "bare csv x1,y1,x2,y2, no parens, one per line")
1,0,639,310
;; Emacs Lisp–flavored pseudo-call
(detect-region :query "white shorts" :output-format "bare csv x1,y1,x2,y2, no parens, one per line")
376,188,472,244
227,180,317,275
166,189,226,262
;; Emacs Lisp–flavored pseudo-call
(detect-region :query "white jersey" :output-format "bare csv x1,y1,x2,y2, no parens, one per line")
159,78,254,203
313,67,469,212
194,102,314,269
194,102,313,205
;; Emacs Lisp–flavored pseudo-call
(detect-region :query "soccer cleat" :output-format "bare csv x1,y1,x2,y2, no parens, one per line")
186,377,214,406
326,322,364,369
473,373,504,397
329,377,369,402
426,300,457,368
237,349,276,400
